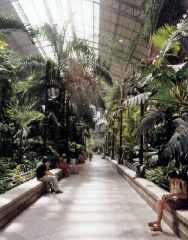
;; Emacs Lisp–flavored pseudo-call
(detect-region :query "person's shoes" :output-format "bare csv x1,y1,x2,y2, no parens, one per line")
148,222,154,227
55,190,63,194
150,226,162,231
51,189,55,193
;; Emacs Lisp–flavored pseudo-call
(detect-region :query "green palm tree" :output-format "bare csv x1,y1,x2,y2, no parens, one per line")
16,19,112,154
0,12,35,45
125,0,187,69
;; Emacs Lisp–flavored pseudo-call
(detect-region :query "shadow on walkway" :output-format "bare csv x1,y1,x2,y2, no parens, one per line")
0,155,180,240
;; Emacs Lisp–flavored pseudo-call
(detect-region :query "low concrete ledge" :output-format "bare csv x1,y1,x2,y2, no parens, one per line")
106,157,188,240
0,169,62,230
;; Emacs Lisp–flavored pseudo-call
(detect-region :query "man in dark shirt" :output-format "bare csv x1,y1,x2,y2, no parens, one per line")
36,156,63,194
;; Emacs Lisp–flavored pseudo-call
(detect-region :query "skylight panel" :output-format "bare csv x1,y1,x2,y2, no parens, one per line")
11,0,100,58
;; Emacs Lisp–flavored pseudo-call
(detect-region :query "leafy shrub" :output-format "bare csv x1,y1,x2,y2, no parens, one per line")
145,156,158,168
145,168,169,190
162,162,178,175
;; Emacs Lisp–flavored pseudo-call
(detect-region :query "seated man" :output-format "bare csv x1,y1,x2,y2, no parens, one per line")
36,156,63,194
78,153,84,164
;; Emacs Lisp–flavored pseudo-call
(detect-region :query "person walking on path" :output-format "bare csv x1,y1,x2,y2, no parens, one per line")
88,148,93,162
148,170,187,231
36,156,63,194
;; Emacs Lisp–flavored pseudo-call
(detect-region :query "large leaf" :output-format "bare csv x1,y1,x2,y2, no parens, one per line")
151,23,180,58
168,62,188,73
159,118,188,164
132,106,165,138
122,92,152,106
0,12,35,44
139,73,153,87
177,18,188,34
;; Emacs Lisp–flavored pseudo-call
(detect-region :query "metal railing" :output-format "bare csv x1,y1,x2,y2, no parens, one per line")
123,160,139,172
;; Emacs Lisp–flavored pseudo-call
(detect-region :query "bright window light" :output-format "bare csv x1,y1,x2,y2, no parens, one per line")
12,0,100,58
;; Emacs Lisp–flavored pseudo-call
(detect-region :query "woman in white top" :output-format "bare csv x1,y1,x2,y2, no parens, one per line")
148,170,187,231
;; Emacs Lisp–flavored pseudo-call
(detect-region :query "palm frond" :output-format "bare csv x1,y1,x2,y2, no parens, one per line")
17,55,45,79
66,37,92,57
132,106,165,138
139,73,154,87
40,23,60,59
151,23,180,59
94,63,113,86
177,18,188,33
0,12,35,44
168,62,188,73
159,118,188,164
122,92,152,107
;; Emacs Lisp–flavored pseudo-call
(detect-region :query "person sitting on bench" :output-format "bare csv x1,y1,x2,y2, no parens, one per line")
58,155,70,177
36,156,63,194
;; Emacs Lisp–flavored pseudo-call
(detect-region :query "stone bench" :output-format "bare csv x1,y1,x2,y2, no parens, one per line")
69,165,79,174
0,168,62,230
106,157,188,240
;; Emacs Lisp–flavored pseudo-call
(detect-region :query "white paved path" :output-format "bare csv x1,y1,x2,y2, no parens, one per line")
0,155,180,240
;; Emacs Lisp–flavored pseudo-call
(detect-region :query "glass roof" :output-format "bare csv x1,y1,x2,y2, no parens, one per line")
0,0,149,79
12,0,100,58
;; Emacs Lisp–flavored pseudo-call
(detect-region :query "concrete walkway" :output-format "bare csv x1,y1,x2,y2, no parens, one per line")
0,155,180,240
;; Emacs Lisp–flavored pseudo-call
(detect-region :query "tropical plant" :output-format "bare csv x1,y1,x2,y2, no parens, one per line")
159,114,188,166
8,106,44,163
132,106,175,138
0,49,22,121
0,12,36,46
123,0,187,69
150,18,188,65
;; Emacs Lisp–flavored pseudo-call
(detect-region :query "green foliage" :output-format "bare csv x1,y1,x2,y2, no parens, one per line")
87,137,105,152
8,106,44,130
154,86,176,105
145,162,180,190
145,168,169,190
146,158,158,168
0,162,8,176
162,162,178,175
151,24,180,64
0,12,36,44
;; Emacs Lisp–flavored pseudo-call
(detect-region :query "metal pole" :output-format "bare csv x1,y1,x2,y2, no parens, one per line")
108,131,110,157
111,125,115,159
119,100,123,163
65,97,69,156
139,103,144,165
43,61,51,155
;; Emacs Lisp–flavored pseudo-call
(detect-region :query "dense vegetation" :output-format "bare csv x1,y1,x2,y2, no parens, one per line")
1,1,188,193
